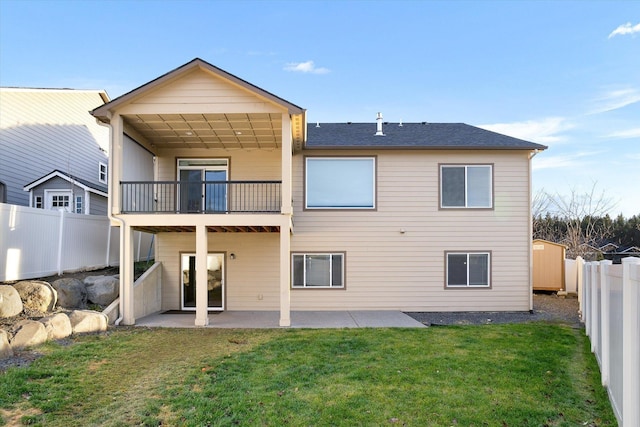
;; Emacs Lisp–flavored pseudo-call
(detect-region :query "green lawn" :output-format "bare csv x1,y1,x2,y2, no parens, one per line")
0,324,615,426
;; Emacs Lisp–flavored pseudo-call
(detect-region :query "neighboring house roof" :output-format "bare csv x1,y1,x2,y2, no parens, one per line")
305,122,547,150
619,246,640,254
0,87,110,206
23,170,108,197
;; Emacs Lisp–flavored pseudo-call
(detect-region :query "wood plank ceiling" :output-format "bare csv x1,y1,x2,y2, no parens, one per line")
122,113,282,150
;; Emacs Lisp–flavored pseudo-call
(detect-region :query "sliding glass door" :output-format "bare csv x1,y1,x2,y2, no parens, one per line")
178,159,228,213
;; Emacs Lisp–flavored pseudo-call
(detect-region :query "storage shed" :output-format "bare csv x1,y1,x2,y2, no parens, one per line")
532,239,566,291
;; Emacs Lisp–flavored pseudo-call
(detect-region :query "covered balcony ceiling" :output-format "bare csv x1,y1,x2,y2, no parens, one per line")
122,112,287,150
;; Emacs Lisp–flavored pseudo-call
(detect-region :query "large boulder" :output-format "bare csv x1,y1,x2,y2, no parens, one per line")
0,285,23,318
13,281,57,312
9,320,48,350
39,313,72,340
68,310,108,334
51,278,87,309
0,329,13,358
84,276,119,306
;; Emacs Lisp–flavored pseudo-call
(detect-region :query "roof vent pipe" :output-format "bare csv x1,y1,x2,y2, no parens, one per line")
375,112,385,136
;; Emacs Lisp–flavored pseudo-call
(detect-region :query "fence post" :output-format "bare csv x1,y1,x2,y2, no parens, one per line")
56,210,65,275
622,257,640,427
105,222,112,267
584,261,591,336
599,260,612,387
576,256,584,320
590,262,600,355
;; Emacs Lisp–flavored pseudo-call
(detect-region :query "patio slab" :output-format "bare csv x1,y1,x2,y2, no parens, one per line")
133,310,426,329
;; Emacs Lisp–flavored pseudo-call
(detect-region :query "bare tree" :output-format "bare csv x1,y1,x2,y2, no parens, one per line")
544,182,617,259
531,190,557,241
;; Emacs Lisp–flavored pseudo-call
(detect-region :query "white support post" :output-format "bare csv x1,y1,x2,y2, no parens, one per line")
622,257,640,427
279,225,291,327
281,113,292,215
195,225,209,327
599,260,612,386
121,223,135,325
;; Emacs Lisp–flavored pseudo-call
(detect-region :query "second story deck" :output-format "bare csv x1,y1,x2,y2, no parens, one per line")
120,180,282,214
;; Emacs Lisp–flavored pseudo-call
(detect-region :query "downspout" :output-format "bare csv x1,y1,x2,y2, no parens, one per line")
528,149,540,313
96,117,126,326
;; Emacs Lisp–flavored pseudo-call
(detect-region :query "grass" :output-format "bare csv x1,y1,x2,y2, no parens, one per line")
0,324,616,426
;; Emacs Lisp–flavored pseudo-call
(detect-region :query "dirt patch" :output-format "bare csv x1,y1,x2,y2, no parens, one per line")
407,292,581,327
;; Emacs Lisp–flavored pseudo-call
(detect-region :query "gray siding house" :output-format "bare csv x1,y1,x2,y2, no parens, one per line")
23,170,108,215
0,88,109,211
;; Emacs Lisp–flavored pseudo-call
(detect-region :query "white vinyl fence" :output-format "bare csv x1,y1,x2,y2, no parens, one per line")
580,257,640,427
0,203,154,282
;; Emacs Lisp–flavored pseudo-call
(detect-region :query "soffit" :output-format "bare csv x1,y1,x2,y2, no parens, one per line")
122,112,284,150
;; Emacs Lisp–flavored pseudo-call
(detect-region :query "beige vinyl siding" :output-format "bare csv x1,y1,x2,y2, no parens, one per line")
291,149,532,312
155,148,281,181
129,69,283,112
156,232,280,311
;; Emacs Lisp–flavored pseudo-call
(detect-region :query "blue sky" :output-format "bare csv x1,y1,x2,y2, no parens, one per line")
1,0,638,217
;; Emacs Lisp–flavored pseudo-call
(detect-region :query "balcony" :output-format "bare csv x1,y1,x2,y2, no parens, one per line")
121,181,282,214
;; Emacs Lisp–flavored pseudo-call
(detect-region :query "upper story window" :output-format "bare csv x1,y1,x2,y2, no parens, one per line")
99,162,108,184
305,157,376,209
440,164,492,209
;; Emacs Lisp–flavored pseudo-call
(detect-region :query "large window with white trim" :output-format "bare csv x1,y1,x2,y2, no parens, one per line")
440,165,492,208
446,252,491,288
292,253,345,288
305,157,375,209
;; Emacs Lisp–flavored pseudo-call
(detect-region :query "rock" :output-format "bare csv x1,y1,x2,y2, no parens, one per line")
0,329,13,358
68,310,108,334
51,278,87,309
9,320,48,350
84,276,119,306
13,281,57,312
0,285,23,317
39,313,72,340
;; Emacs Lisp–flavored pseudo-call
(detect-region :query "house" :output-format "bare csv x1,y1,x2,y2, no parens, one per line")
22,170,108,215
91,58,547,326
0,88,109,210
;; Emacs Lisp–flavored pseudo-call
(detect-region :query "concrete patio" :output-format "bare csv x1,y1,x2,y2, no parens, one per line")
134,310,427,329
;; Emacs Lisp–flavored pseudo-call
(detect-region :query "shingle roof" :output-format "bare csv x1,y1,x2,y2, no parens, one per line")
305,122,547,150
23,170,107,195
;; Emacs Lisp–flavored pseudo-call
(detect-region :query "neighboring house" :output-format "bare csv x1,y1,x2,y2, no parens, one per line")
23,169,108,215
91,58,547,326
0,88,109,210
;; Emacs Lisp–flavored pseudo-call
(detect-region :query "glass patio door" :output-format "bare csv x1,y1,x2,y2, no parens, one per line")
178,159,228,213
181,253,224,311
